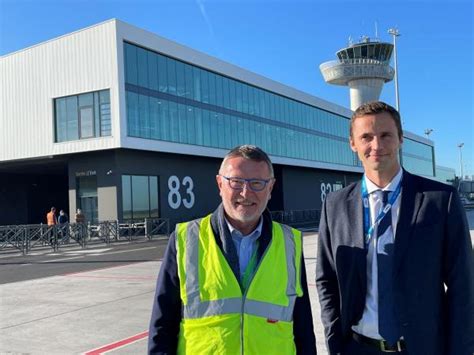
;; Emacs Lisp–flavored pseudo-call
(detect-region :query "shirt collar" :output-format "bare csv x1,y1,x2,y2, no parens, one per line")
364,168,403,194
225,217,263,239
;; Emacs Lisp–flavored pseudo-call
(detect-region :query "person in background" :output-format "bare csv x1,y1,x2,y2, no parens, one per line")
58,209,69,241
46,206,58,246
316,101,473,354
46,207,57,226
74,208,87,243
58,210,68,224
148,144,317,354
75,208,85,224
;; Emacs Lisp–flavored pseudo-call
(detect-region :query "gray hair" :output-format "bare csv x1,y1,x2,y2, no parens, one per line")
219,145,274,177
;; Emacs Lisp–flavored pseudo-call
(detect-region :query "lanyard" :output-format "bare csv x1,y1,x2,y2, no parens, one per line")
362,177,402,246
241,245,258,291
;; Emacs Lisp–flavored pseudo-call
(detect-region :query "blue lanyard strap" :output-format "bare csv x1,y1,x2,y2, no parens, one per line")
361,176,402,245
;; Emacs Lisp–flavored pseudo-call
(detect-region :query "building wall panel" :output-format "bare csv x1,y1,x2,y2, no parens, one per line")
0,20,121,162
281,166,360,212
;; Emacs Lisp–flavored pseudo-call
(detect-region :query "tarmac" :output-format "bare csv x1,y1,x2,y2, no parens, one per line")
1,227,473,354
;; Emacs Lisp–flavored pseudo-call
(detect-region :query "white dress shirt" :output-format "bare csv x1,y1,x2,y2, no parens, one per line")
352,168,403,339
226,218,263,280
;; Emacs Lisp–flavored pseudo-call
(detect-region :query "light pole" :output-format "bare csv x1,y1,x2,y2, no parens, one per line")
424,128,433,138
388,28,401,112
458,143,464,179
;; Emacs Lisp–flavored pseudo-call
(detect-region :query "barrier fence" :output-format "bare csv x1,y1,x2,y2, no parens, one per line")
271,209,320,229
1,209,319,255
0,218,170,255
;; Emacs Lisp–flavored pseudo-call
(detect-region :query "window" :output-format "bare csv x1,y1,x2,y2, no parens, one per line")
201,70,209,104
132,175,149,219
167,57,177,95
208,72,216,105
159,99,169,141
100,91,111,136
215,75,223,107
222,77,230,109
122,175,132,220
158,54,168,93
122,42,364,168
149,97,159,139
79,106,94,138
124,42,138,85
127,91,139,137
138,94,150,138
54,96,78,141
192,67,201,101
54,89,111,142
176,60,186,97
402,138,435,177
137,47,149,88
122,175,160,220
148,51,158,91
184,63,194,99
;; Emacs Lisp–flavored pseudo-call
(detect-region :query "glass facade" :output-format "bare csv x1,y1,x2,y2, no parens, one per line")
402,138,435,177
122,175,159,220
436,165,456,184
76,176,98,223
337,42,393,62
55,90,111,142
124,42,358,167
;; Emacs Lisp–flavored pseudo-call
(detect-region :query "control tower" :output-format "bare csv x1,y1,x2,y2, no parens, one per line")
320,37,395,111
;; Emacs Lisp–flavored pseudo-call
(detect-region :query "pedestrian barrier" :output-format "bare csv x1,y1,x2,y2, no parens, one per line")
271,209,320,229
0,218,169,255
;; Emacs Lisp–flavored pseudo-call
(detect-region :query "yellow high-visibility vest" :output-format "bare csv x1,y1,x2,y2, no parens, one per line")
175,214,303,355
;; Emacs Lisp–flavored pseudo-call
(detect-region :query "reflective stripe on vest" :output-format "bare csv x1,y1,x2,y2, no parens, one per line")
176,215,302,322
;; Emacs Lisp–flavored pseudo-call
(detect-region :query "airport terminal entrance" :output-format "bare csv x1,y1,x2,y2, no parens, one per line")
0,158,69,225
76,175,98,224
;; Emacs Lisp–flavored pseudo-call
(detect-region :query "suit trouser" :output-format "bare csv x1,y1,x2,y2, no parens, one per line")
343,336,408,355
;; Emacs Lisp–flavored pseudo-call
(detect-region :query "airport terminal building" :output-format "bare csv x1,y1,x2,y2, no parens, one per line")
0,19,437,226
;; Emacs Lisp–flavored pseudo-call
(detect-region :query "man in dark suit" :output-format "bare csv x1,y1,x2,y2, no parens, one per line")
316,101,473,354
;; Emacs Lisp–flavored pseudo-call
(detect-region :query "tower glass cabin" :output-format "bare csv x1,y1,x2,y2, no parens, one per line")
320,38,395,110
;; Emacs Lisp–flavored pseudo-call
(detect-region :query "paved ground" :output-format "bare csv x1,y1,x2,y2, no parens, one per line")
0,239,168,284
1,234,325,354
1,209,473,354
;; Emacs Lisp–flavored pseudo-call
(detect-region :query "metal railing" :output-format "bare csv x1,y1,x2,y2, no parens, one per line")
0,210,320,254
271,209,320,229
320,59,395,83
0,218,169,255
320,58,392,70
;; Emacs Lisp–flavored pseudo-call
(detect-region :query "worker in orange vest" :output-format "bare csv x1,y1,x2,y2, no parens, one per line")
46,207,58,226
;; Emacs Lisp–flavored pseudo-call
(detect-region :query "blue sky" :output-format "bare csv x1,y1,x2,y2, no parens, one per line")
1,0,472,177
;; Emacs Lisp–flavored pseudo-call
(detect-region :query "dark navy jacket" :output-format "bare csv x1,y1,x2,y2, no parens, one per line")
316,171,474,355
148,204,317,354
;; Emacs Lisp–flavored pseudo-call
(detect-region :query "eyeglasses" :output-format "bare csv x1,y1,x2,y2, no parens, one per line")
219,175,273,192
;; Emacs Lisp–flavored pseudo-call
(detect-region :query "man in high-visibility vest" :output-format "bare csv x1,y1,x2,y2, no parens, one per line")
149,145,317,354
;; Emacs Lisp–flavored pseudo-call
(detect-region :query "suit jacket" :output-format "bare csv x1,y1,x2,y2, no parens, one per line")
316,170,474,355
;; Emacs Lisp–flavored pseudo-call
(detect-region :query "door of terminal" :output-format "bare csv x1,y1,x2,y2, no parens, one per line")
76,176,98,223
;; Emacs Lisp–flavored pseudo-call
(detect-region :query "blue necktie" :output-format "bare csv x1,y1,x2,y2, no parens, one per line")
377,190,400,345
